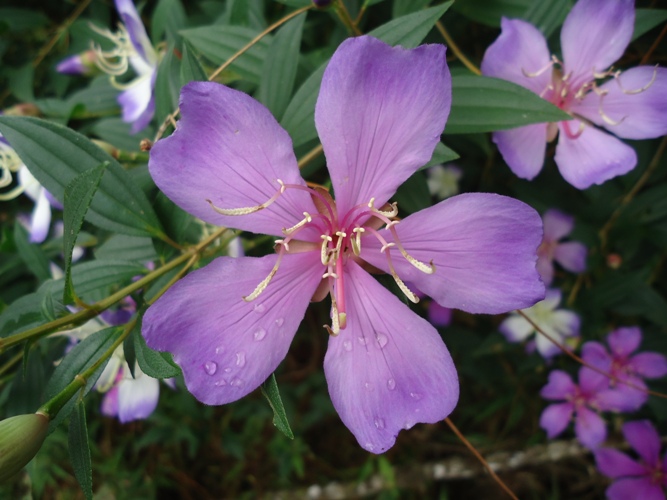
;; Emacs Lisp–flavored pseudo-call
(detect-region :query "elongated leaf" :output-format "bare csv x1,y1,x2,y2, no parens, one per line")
260,373,294,439
420,142,460,170
45,326,122,433
453,0,531,27
63,162,108,305
394,171,430,214
180,25,272,83
445,75,570,134
151,0,187,42
257,12,306,120
13,224,50,282
134,313,181,378
281,3,452,147
634,9,667,41
522,0,572,38
392,0,431,17
0,117,163,237
95,235,158,263
68,400,93,500
180,41,208,87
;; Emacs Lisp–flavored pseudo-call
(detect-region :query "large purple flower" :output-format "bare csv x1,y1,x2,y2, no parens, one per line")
143,36,545,453
481,0,667,189
595,420,667,499
583,326,667,410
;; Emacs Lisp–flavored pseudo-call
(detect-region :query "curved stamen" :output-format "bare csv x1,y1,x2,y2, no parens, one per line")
351,227,365,256
320,235,333,265
386,222,435,274
207,180,285,216
597,93,625,126
283,212,312,235
242,243,286,302
368,197,398,218
89,23,135,77
522,56,557,78
282,182,336,223
562,119,585,140
614,65,658,95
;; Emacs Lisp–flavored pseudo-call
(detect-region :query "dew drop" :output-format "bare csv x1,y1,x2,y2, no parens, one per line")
357,336,367,346
404,420,415,430
376,333,388,348
374,418,385,430
204,361,218,375
235,351,246,367
230,377,244,387
410,392,422,401
214,379,227,387
253,303,266,314
387,378,396,390
364,381,374,392
364,442,375,452
253,328,266,341
224,367,232,373
215,345,224,354
343,340,353,352
275,317,284,327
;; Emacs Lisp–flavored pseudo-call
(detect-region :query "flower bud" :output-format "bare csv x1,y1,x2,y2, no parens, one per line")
0,413,49,482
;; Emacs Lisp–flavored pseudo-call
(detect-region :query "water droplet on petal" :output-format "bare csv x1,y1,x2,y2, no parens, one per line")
357,336,367,346
410,392,422,401
387,378,396,390
235,351,246,367
404,420,415,430
230,377,244,387
254,328,266,341
364,442,374,452
204,361,218,375
374,418,385,430
275,317,284,327
364,381,374,392
224,367,232,373
376,333,388,348
343,340,353,352
253,303,266,314
215,345,224,354
214,379,227,387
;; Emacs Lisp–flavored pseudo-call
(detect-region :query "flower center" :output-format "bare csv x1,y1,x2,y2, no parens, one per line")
208,180,435,335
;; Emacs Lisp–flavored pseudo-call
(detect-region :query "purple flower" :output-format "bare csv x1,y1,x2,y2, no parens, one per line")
537,209,586,285
583,326,667,410
91,0,158,133
56,50,98,76
500,288,580,358
100,363,167,423
595,420,667,499
428,302,453,328
481,0,667,189
540,367,635,448
142,36,545,453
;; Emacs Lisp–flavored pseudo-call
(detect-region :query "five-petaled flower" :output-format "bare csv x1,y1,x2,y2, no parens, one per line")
595,420,667,499
142,35,545,453
537,209,587,285
481,0,667,189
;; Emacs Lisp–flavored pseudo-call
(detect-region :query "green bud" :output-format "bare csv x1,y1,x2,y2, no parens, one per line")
0,413,49,482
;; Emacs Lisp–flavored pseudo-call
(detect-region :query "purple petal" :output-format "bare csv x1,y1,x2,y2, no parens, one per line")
360,193,545,314
582,341,612,370
101,385,119,417
481,18,552,95
574,406,606,448
629,352,667,379
554,241,587,273
536,254,554,286
554,120,637,189
579,366,610,394
28,191,52,243
561,0,634,89
315,36,451,215
117,371,160,422
607,478,666,500
608,327,642,358
499,315,534,343
596,383,647,413
323,261,458,454
427,302,452,327
115,0,154,63
117,72,155,133
595,448,647,478
56,55,86,75
542,209,574,241
142,253,323,405
540,370,576,400
149,82,318,238
492,124,548,180
574,67,667,140
539,402,573,439
623,420,662,468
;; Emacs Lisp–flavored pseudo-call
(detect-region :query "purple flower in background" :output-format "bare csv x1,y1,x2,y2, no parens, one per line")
500,288,580,358
143,36,545,453
537,209,587,285
90,0,158,133
595,420,667,499
481,0,667,189
56,50,98,76
428,302,453,328
583,326,667,410
540,367,635,448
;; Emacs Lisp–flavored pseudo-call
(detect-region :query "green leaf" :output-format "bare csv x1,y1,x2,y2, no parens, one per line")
45,326,122,433
68,400,93,500
134,313,181,378
445,75,571,134
68,260,147,303
63,162,108,305
95,235,158,264
260,373,294,439
452,0,531,27
420,142,460,170
0,117,164,238
180,41,208,87
155,46,182,125
13,224,51,282
522,0,572,38
91,118,143,152
180,25,272,83
634,9,667,41
257,12,306,121
392,0,431,18
394,171,430,214
281,3,452,148
151,0,187,42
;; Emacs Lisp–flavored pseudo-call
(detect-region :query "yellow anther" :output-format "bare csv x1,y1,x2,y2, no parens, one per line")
351,227,365,256
320,235,332,265
380,242,395,253
615,65,658,95
390,269,419,304
207,179,286,217
283,212,312,235
243,248,285,302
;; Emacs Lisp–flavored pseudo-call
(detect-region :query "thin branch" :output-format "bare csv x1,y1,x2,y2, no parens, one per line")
435,21,481,75
640,23,667,65
298,144,324,169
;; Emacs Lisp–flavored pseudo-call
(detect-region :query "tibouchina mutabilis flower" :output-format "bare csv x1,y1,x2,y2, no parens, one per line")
90,0,158,133
540,367,637,449
500,288,580,358
595,420,667,499
143,36,545,453
481,0,667,189
583,326,667,410
537,209,586,285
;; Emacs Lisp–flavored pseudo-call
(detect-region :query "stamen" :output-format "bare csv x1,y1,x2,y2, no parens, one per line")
326,281,341,336
242,245,286,302
387,223,436,275
368,198,399,218
615,66,658,95
597,93,625,126
366,227,419,303
89,23,134,77
320,235,332,265
522,58,555,78
207,180,285,216
562,119,585,140
351,227,365,256
282,212,312,235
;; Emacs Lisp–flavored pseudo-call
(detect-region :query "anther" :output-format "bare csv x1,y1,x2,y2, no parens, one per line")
320,235,332,265
242,247,285,302
207,179,285,216
351,227,365,256
387,223,436,275
598,94,625,126
283,212,312,235
615,66,658,95
380,242,395,253
521,58,555,78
